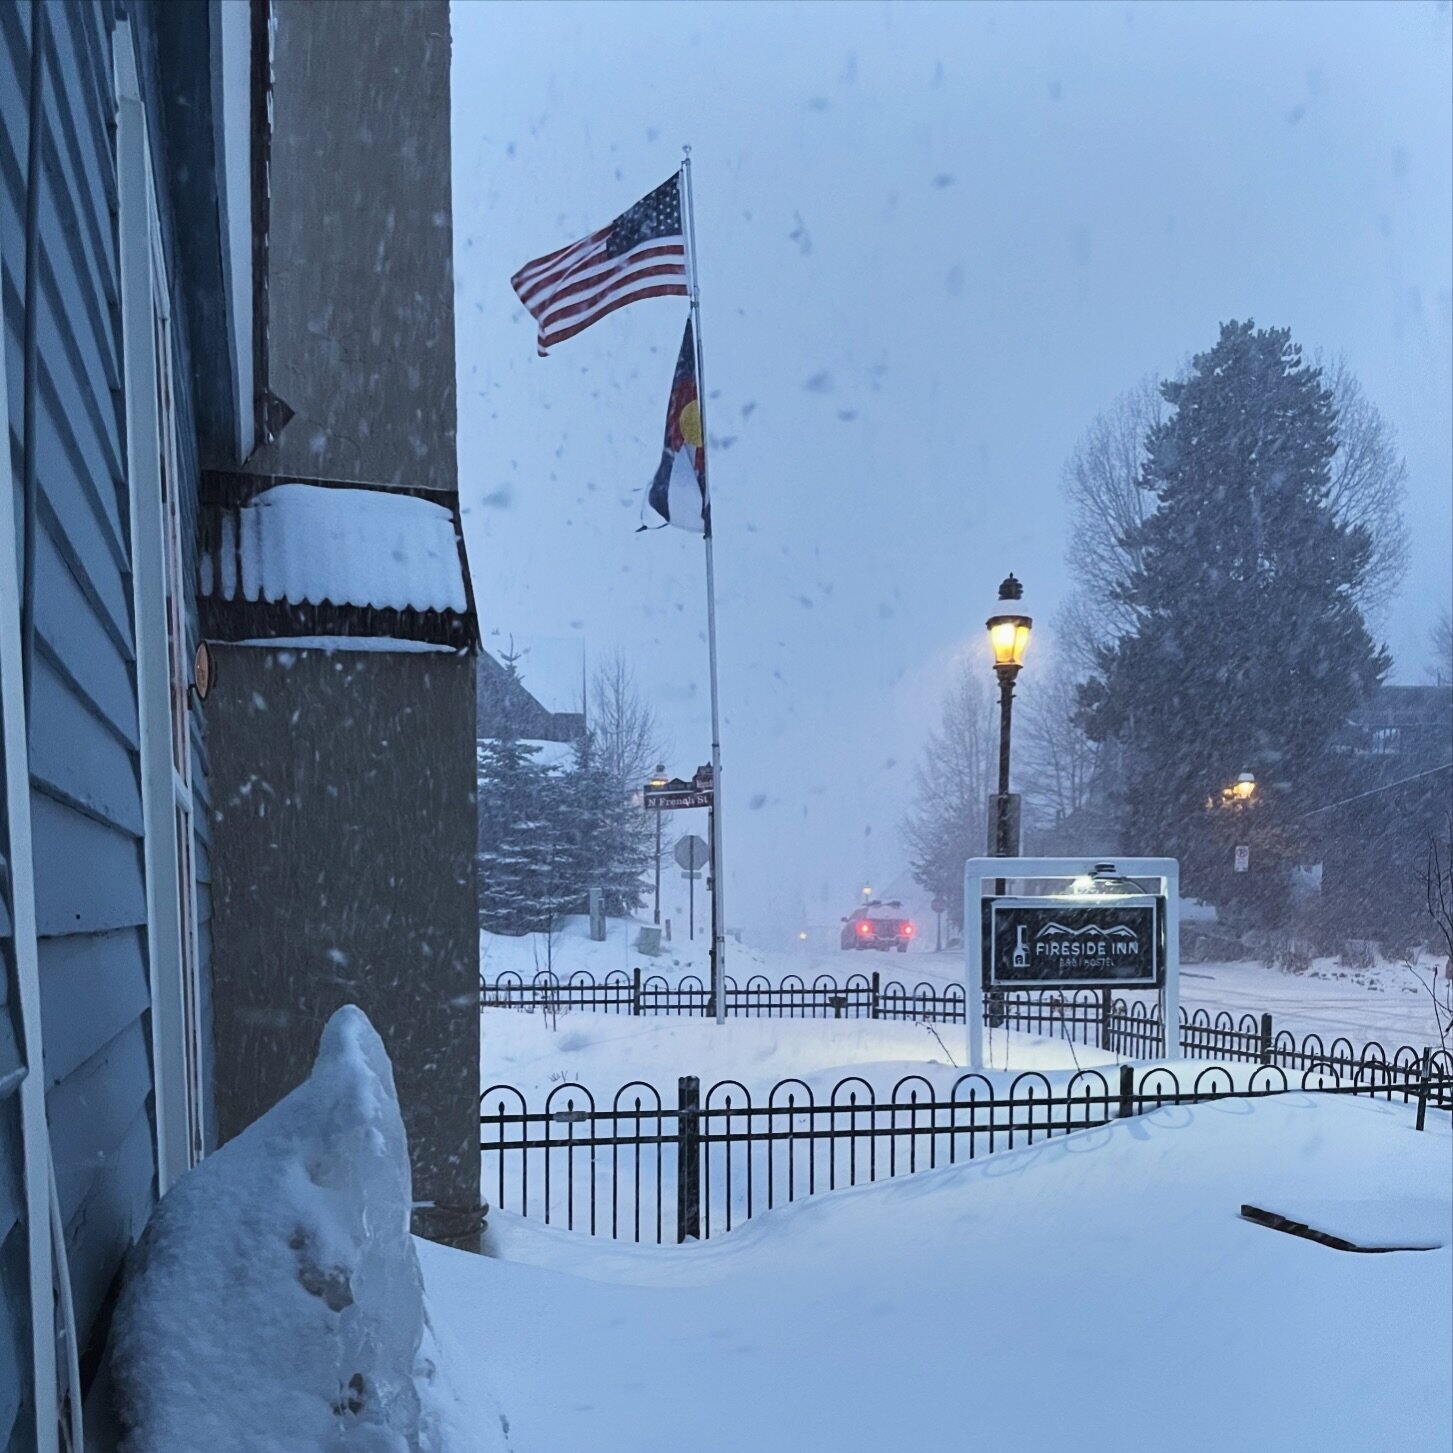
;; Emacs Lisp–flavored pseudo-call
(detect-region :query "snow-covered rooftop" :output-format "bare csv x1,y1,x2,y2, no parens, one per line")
483,633,585,716
209,483,467,614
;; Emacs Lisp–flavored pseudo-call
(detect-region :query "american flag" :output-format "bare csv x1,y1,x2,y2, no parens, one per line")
511,175,689,356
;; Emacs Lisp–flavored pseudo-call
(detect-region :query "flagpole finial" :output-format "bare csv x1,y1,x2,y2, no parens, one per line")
682,143,692,159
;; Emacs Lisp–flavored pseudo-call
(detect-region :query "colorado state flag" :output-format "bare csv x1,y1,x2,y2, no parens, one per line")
644,319,707,533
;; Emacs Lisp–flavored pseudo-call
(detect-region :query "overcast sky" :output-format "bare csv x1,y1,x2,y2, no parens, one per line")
452,0,1453,942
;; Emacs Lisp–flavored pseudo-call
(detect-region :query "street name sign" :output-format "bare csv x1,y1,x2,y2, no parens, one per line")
645,787,713,810
983,895,1163,989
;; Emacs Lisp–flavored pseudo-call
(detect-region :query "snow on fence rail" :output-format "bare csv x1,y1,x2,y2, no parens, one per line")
482,1058,1453,1245
480,970,1449,1076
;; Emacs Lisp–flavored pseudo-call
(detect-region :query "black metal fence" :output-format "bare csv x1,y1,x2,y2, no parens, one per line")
480,967,962,1021
481,968,1447,1072
482,1055,1452,1245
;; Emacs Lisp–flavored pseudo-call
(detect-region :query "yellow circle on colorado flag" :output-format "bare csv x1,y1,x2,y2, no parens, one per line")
679,399,703,448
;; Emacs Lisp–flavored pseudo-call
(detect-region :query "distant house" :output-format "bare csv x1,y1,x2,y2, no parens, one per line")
0,4,478,1447
477,638,588,748
1314,685,1453,944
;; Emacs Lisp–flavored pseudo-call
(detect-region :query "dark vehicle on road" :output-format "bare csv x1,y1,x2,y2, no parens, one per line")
841,901,915,952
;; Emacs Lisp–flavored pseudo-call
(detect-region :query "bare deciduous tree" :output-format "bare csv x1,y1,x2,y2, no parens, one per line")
901,662,997,925
1430,607,1452,688
1416,827,1453,1054
590,651,666,791
1061,375,1165,653
589,650,670,903
1317,355,1411,622
1018,646,1103,830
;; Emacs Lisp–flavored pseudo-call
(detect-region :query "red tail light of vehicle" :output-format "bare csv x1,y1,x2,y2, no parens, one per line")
857,920,873,935
901,922,914,937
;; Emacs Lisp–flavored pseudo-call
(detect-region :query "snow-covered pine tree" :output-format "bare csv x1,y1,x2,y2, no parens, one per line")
560,730,651,918
477,650,575,935
1079,320,1389,917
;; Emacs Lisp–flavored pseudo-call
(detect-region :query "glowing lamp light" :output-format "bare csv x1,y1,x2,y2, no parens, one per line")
986,574,1032,669
647,762,669,790
1232,772,1256,801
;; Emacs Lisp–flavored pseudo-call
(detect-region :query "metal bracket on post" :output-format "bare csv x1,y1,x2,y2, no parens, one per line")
675,1075,702,1242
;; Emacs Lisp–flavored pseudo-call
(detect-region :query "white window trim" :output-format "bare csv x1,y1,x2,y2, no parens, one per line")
116,21,204,1193
0,168,61,1453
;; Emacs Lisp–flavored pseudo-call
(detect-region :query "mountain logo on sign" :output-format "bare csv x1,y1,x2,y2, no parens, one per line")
1035,922,1138,941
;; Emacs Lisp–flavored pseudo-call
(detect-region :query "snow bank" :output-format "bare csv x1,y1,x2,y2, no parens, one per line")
111,1006,496,1452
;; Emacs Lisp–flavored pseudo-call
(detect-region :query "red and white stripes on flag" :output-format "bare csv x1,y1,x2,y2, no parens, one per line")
511,174,689,356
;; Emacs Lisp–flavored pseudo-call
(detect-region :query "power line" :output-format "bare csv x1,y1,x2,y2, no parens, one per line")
1299,762,1452,819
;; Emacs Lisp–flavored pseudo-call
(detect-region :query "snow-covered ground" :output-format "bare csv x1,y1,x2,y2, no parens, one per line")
482,915,1449,1055
433,1092,1453,1452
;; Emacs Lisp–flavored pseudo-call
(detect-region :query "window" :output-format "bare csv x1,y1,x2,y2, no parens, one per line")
117,22,207,1189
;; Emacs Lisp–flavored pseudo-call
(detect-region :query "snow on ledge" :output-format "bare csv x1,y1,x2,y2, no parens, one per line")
231,636,461,655
110,1007,484,1452
216,484,467,613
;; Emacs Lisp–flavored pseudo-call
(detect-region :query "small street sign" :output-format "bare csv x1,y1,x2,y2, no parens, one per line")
645,787,713,810
931,896,947,914
983,895,1163,989
644,765,715,811
1234,845,1250,873
675,835,710,871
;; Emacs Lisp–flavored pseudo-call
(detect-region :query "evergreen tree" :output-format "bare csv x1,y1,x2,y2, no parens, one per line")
561,729,652,917
1079,321,1389,914
477,651,575,935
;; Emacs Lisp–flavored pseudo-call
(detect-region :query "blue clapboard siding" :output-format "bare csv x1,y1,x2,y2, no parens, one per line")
0,10,36,1449
23,0,159,1392
1,0,223,1438
1,4,158,1440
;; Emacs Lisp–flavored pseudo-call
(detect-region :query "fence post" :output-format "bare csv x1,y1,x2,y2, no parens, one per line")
1258,1013,1274,1067
1099,988,1112,1052
1416,1047,1431,1132
1117,1063,1134,1120
632,967,642,1017
870,971,880,1021
676,1075,702,1242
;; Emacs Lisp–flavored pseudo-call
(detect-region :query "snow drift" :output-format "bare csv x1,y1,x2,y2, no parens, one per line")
111,1005,483,1452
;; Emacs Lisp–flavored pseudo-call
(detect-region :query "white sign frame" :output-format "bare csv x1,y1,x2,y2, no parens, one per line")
964,857,1180,1072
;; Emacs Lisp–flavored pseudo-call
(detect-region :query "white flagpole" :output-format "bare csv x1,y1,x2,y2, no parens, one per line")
681,146,727,1025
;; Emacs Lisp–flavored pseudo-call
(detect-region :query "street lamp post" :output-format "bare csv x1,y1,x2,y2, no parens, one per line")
647,764,668,925
986,573,1033,894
